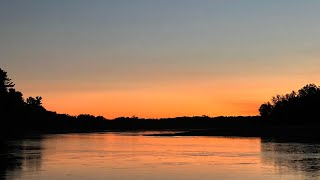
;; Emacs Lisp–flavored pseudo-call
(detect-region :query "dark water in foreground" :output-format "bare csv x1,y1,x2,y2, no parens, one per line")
1,132,320,180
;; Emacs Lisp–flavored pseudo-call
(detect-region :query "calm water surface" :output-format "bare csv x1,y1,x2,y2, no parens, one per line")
1,132,320,180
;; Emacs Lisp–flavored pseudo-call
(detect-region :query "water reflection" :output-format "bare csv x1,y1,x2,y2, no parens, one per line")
2,134,320,180
261,138,320,178
0,137,43,179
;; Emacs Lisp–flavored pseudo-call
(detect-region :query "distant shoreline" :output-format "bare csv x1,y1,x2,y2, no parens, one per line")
147,126,320,139
2,67,320,140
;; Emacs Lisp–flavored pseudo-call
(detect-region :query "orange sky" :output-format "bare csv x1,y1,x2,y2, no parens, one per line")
27,73,319,119
2,1,320,118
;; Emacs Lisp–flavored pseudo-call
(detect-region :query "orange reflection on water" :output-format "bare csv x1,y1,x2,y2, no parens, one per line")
39,133,266,180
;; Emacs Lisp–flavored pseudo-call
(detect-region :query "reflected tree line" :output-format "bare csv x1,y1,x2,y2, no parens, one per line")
0,137,43,179
261,138,320,178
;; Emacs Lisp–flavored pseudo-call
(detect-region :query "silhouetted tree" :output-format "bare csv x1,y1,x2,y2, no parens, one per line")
259,102,273,117
0,68,15,94
298,84,320,97
26,96,43,107
259,84,320,125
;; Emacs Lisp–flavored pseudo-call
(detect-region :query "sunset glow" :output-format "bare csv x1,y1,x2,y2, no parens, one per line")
1,0,320,118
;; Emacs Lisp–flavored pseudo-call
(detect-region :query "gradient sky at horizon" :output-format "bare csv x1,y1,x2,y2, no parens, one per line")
1,0,320,118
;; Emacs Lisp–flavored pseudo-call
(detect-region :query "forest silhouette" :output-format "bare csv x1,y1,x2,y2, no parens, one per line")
1,67,320,137
259,84,320,125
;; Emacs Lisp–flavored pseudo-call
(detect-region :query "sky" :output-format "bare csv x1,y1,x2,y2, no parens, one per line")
1,0,320,118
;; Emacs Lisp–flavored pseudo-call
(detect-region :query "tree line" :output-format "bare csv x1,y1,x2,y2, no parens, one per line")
0,68,108,135
259,84,320,125
1,67,319,136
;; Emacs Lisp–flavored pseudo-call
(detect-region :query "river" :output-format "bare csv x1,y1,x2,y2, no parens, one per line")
1,132,320,179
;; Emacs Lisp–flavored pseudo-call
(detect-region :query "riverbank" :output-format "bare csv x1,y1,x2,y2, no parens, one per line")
150,126,320,139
